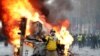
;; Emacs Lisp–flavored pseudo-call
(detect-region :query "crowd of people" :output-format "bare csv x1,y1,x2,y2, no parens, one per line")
72,34,100,49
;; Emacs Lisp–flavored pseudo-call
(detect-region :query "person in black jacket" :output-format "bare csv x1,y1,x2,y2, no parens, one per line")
0,21,8,46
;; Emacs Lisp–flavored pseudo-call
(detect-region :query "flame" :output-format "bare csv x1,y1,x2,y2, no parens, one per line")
2,0,40,46
1,0,74,55
59,27,73,56
1,0,42,54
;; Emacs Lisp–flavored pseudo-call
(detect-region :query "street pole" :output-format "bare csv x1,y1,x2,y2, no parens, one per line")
19,17,27,56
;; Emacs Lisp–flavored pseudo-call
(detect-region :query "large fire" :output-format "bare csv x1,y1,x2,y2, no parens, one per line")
1,0,73,56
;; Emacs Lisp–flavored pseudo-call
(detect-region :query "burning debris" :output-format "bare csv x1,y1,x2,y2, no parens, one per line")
1,0,74,56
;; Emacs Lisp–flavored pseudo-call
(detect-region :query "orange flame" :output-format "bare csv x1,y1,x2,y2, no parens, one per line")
2,0,73,55
1,0,40,47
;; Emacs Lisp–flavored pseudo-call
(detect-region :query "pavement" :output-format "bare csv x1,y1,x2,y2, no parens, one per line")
0,42,13,56
1,42,100,56
71,45,100,56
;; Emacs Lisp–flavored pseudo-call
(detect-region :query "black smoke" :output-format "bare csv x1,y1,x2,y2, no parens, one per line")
29,0,73,25
43,0,73,25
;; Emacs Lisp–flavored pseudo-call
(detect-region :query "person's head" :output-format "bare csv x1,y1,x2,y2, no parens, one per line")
30,21,43,35
36,21,43,33
30,21,37,34
50,29,55,36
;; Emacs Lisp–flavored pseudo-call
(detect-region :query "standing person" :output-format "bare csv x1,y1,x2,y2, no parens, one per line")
0,21,8,46
77,34,83,48
98,35,100,48
45,29,58,56
82,34,86,47
91,34,97,49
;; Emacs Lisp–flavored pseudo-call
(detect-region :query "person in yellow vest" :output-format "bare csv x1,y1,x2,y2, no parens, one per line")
45,29,59,56
77,34,83,48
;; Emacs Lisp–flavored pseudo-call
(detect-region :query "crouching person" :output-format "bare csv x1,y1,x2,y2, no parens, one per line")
45,29,58,56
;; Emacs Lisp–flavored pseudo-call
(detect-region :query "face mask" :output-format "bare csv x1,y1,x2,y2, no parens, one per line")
51,33,55,36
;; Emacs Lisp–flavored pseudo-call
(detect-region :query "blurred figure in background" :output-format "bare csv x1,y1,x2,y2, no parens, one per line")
77,34,83,48
91,34,97,49
82,34,86,47
98,35,100,48
0,21,8,46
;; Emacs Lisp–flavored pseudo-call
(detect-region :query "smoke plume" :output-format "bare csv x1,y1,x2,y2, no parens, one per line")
29,0,73,25
43,0,73,25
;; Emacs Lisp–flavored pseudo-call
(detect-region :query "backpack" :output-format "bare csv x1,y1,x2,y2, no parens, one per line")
46,36,57,51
